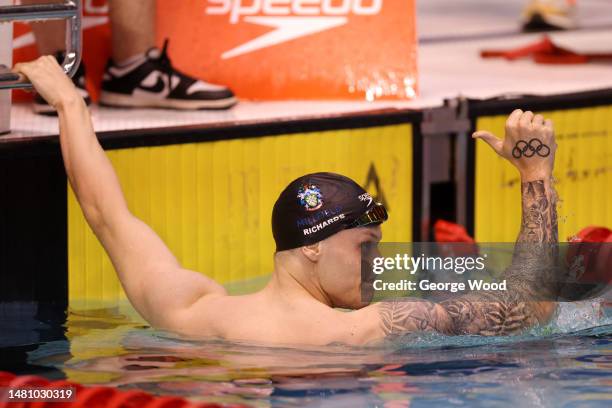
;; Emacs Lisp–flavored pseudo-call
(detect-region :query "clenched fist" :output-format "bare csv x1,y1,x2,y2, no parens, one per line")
12,56,82,110
473,109,557,181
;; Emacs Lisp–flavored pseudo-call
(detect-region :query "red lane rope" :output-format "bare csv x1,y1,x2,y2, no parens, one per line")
0,371,250,408
106,389,154,408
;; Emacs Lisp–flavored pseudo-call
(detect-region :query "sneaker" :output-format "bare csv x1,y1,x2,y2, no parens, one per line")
33,51,91,115
100,39,237,110
521,0,578,32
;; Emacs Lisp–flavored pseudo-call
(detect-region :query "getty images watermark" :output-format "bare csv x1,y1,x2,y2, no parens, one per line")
371,251,505,293
361,242,612,302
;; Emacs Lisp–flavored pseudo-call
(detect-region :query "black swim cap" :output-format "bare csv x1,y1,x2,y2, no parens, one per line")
272,172,383,251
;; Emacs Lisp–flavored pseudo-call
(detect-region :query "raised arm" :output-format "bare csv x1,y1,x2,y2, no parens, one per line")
14,57,227,329
374,109,559,338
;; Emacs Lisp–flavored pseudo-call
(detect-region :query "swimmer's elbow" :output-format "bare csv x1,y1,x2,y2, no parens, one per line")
160,292,228,337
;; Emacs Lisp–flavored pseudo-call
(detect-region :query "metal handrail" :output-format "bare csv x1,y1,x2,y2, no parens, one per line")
0,1,82,89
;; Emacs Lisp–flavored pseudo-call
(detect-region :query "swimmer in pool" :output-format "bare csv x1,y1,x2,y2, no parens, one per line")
14,57,559,345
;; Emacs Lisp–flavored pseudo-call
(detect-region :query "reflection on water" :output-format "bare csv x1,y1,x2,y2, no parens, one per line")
11,299,612,407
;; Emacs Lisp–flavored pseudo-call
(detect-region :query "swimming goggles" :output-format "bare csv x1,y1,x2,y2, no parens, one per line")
349,203,388,228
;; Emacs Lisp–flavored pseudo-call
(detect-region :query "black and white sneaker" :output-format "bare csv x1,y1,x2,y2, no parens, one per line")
521,0,577,32
100,40,237,110
33,51,91,115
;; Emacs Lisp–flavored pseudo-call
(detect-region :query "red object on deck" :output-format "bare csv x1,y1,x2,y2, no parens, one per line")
434,220,475,244
571,226,612,243
0,371,249,408
433,220,479,258
567,226,612,285
481,35,612,64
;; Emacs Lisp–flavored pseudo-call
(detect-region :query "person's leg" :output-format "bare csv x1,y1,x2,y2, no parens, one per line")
23,0,156,63
108,0,155,64
101,0,236,109
20,0,65,55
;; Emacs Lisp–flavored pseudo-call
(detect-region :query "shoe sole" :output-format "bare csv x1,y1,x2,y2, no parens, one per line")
99,91,238,110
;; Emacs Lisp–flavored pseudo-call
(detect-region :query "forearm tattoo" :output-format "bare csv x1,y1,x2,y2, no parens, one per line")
379,179,559,337
517,180,558,243
507,180,560,297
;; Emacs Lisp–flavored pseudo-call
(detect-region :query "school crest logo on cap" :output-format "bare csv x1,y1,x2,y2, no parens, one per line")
297,184,323,211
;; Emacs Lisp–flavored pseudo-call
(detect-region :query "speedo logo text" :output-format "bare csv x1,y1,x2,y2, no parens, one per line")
206,0,384,59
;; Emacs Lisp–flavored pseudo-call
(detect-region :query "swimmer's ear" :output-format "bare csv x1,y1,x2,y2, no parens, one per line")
301,243,321,262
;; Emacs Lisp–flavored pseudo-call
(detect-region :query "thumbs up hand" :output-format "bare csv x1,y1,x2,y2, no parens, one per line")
473,109,557,181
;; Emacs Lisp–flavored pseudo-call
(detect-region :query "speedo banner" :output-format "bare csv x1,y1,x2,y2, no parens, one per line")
12,0,417,101
158,0,418,100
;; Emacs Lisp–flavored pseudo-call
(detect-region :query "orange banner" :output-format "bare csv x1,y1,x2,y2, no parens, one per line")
158,0,418,100
13,0,417,101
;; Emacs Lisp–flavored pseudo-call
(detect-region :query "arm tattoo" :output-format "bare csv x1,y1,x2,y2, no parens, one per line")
379,299,443,336
518,180,558,243
379,179,559,337
438,293,538,336
379,293,538,337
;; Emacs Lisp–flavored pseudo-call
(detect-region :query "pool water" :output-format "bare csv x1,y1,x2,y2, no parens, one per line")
2,299,611,408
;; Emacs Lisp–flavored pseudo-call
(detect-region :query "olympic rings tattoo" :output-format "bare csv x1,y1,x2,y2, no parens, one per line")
512,138,551,159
